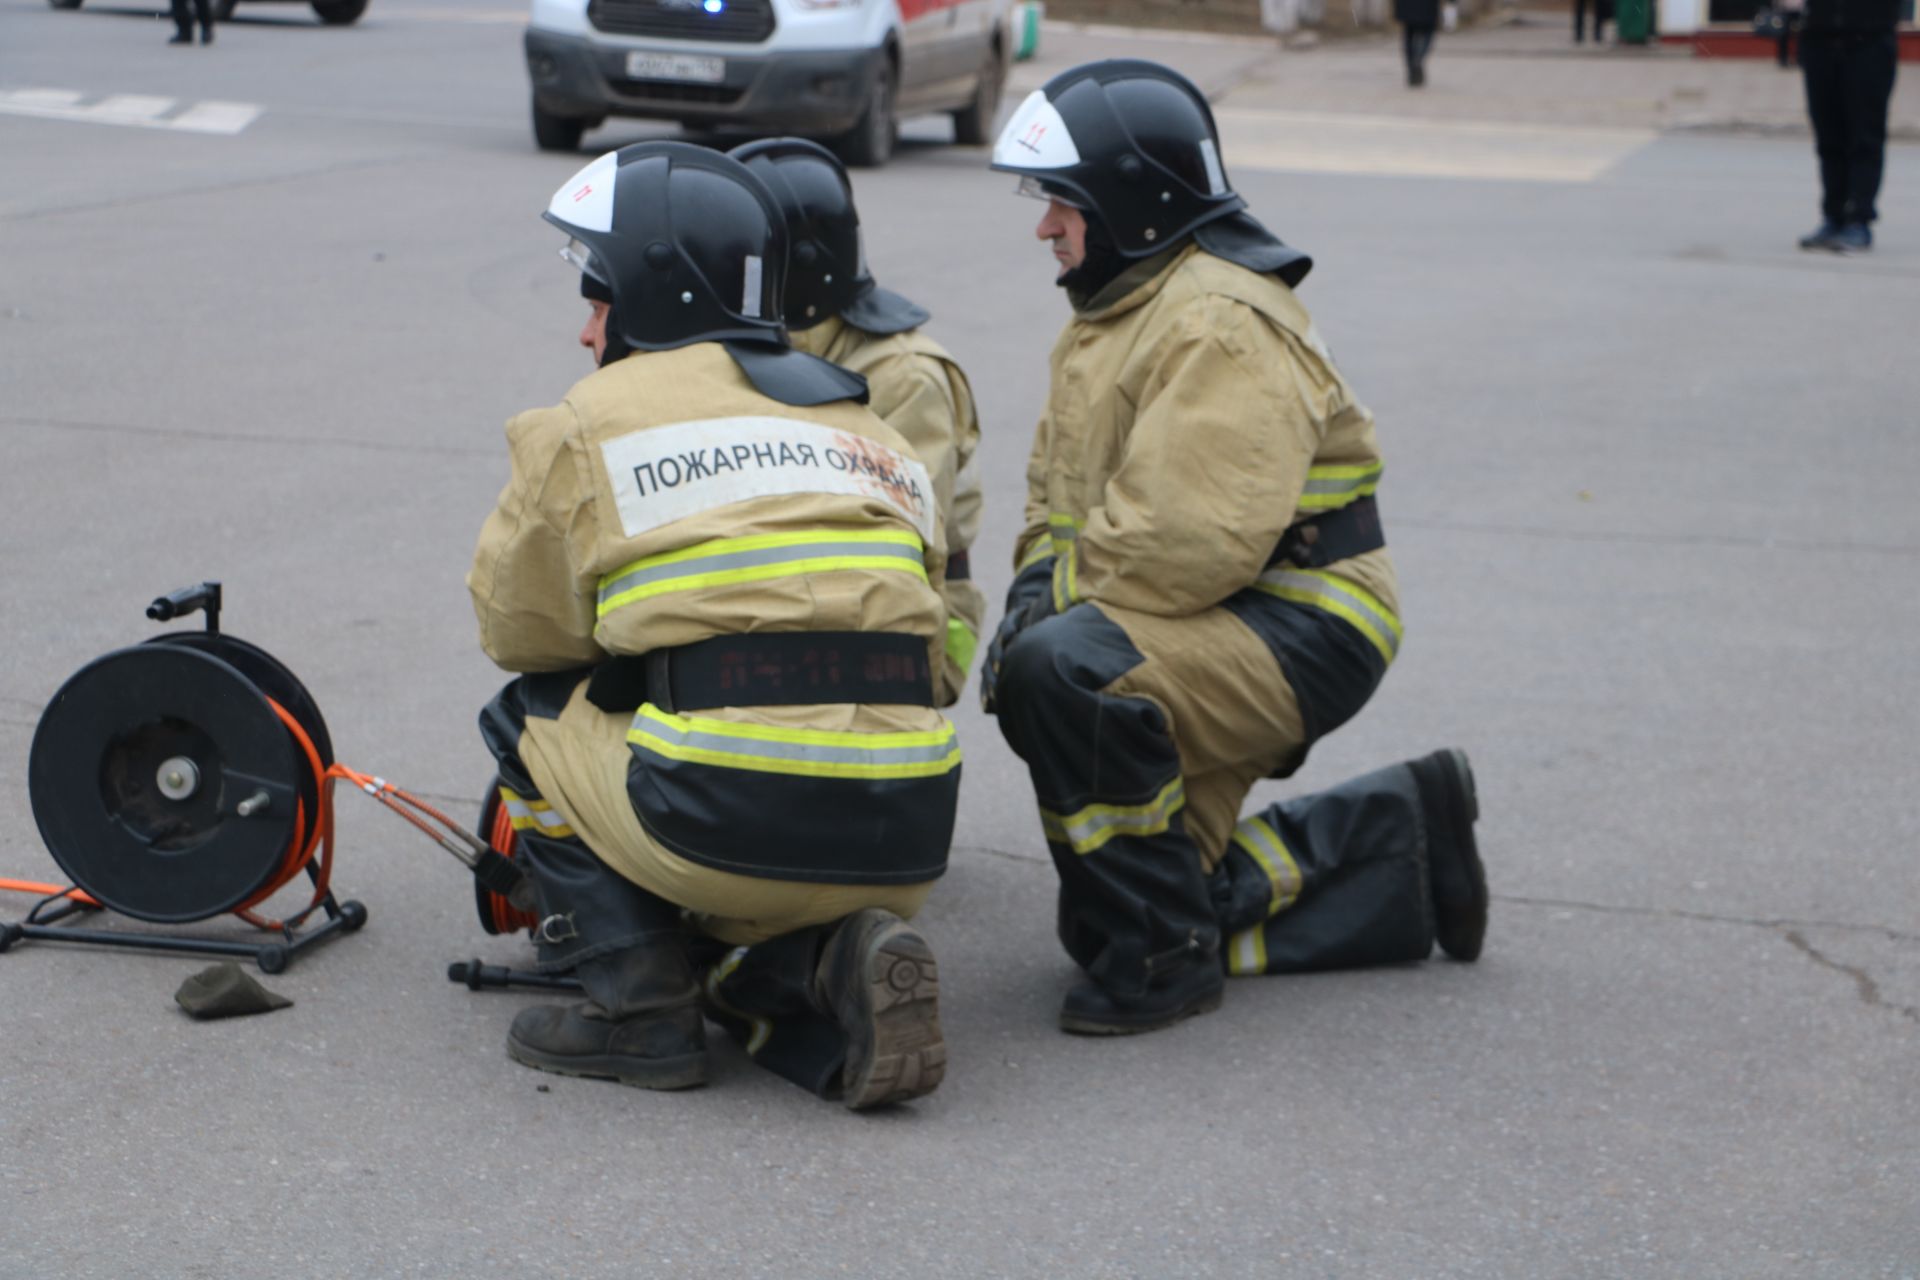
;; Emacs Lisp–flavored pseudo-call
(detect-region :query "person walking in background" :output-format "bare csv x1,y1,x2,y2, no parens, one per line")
1396,0,1439,85
1796,0,1898,252
1574,0,1612,42
169,0,212,44
1773,0,1805,67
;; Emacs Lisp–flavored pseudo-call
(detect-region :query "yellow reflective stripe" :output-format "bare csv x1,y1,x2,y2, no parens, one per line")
1047,512,1084,559
945,616,979,675
1226,926,1268,976
496,786,576,839
597,529,926,617
1016,538,1053,572
1296,461,1383,512
1254,568,1404,665
1231,817,1302,918
1038,777,1186,856
704,948,771,1054
1050,541,1079,613
627,705,962,780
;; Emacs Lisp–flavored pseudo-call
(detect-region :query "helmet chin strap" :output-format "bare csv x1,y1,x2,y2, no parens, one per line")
1056,212,1131,304
580,271,634,367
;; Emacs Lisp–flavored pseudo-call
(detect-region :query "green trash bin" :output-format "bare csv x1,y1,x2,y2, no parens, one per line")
1615,0,1651,44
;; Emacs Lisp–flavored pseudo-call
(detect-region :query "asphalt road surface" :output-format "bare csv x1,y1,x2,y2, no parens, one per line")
2,3,1917,1276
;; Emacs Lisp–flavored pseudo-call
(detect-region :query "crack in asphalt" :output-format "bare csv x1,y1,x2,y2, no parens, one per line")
2,415,495,459
1782,930,1920,1026
958,864,1920,1025
1496,892,1920,942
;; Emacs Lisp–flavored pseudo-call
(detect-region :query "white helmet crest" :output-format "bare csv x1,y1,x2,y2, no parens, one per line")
992,91,1081,171
546,150,618,234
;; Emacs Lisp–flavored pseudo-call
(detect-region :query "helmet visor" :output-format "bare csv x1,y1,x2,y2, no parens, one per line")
559,236,600,277
1013,176,1085,209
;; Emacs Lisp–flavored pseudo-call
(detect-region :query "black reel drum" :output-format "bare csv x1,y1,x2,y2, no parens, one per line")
4,583,366,971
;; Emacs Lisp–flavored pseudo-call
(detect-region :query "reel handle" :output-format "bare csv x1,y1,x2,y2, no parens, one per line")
147,582,223,633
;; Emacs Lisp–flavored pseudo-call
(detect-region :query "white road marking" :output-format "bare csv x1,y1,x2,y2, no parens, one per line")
5,89,85,109
89,94,176,123
0,88,262,135
1215,107,1655,184
169,100,264,133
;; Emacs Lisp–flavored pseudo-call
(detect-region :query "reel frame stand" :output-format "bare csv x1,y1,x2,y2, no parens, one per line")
0,870,367,975
2,582,369,974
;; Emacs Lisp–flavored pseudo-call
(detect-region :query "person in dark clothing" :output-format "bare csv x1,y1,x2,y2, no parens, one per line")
1772,0,1805,68
1396,0,1440,85
169,0,213,44
1574,0,1613,42
1796,0,1899,252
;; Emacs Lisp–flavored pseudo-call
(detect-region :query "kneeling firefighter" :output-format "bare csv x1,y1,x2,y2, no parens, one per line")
730,138,987,704
468,142,955,1108
982,60,1490,1034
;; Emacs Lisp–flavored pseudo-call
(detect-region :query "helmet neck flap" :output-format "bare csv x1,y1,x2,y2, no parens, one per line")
730,136,930,336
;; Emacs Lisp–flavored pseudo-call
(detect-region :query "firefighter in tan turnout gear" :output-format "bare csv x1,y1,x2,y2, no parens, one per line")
468,142,952,1107
983,61,1490,1035
731,138,987,702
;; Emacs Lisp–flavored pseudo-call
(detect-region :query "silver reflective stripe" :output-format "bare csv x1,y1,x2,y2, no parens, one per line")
598,538,922,608
1233,819,1301,917
741,255,763,318
630,714,957,770
1040,778,1186,855
502,796,570,831
1255,569,1402,661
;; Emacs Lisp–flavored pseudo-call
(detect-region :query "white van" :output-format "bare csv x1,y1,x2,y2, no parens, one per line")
524,0,1011,165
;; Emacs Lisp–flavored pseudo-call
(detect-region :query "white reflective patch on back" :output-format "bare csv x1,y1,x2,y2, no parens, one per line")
601,417,935,543
741,255,763,318
547,150,617,234
1198,138,1227,196
993,91,1081,170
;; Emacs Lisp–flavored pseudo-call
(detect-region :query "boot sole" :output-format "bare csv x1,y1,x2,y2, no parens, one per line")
1058,986,1223,1036
506,1034,708,1091
833,913,946,1110
1426,748,1488,963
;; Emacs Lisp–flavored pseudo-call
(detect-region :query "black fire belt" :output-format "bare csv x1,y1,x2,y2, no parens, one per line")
585,631,934,714
1268,496,1385,570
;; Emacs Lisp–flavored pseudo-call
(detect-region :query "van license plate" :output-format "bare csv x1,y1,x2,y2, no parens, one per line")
626,52,726,83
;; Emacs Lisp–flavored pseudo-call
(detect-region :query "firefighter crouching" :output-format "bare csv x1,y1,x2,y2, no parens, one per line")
982,61,1491,1035
469,142,954,1108
731,137,988,703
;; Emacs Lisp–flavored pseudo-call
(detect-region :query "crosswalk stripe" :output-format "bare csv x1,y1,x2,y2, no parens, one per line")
169,100,263,133
89,94,177,123
5,88,85,109
0,88,261,135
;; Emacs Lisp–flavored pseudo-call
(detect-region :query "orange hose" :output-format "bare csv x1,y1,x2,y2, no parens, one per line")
0,878,98,907
229,697,336,930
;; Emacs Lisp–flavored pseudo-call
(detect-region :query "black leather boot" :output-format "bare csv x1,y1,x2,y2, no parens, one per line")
1407,748,1488,962
1059,929,1224,1035
814,909,945,1109
507,943,707,1090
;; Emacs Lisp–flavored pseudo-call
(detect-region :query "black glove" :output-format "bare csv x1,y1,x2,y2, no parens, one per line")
980,558,1057,715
